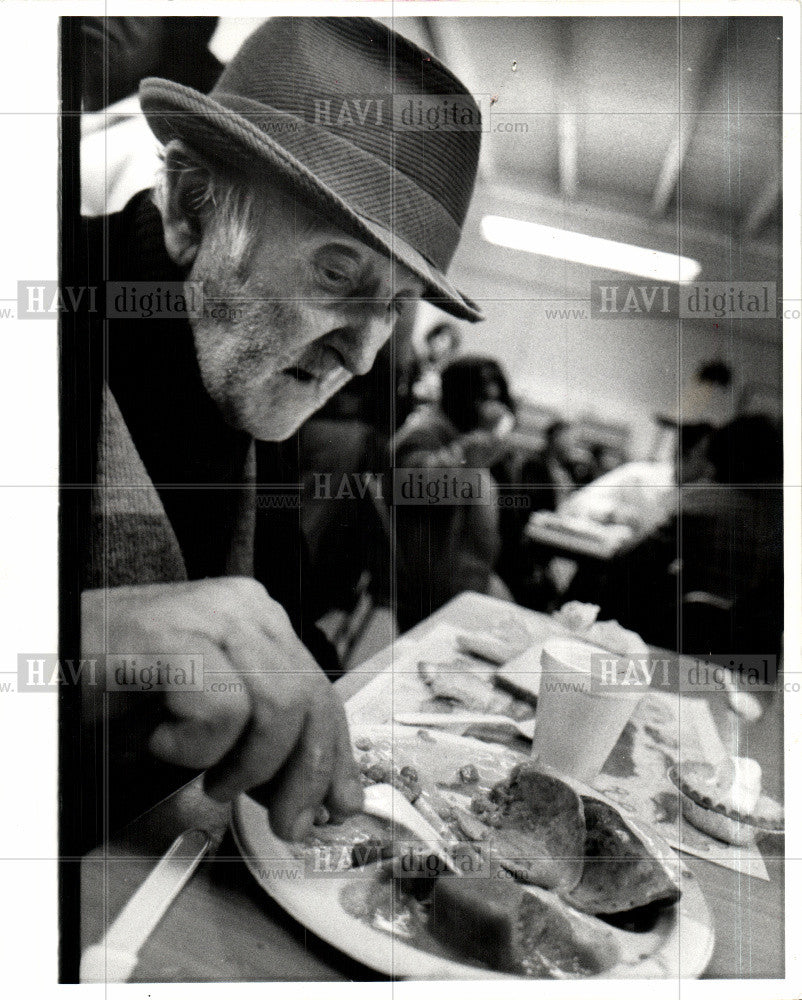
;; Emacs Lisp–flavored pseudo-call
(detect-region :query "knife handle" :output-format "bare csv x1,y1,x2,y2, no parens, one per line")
80,944,138,983
80,828,210,983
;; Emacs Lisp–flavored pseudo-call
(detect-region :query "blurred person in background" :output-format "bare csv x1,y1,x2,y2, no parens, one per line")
676,414,783,656
684,359,734,428
570,414,782,655
397,322,463,421
392,356,515,628
293,301,420,620
82,16,222,112
651,360,734,462
675,421,716,484
562,421,712,539
564,421,714,620
542,419,580,497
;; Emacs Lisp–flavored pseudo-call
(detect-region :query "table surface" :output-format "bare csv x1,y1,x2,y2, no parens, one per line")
80,592,785,982
525,510,644,563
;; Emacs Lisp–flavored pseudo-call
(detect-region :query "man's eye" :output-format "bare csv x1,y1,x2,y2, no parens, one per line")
321,266,350,286
314,250,361,292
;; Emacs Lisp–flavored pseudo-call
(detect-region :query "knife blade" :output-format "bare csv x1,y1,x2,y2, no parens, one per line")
81,827,210,983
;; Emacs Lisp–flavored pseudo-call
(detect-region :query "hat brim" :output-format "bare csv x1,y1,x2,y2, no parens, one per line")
139,78,483,323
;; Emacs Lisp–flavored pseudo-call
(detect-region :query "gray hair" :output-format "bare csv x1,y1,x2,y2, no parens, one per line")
151,140,327,268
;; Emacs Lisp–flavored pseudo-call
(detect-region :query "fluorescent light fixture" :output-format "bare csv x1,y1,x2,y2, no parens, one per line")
481,215,701,284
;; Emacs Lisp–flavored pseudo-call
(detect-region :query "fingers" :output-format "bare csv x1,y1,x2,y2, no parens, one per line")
149,704,245,769
261,701,340,841
324,703,364,823
200,621,310,801
137,581,357,837
149,664,251,770
201,689,305,803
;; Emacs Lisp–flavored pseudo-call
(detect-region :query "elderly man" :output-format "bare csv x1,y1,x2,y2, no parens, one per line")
77,17,482,844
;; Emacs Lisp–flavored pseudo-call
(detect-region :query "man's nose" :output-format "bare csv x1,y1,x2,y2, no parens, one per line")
328,310,394,377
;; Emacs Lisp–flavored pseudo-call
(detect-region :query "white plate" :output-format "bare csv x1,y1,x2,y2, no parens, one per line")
232,726,714,980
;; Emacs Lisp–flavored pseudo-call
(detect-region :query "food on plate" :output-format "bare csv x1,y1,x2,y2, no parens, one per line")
455,631,520,665
417,658,530,718
417,658,498,710
493,660,541,707
454,617,536,664
301,748,425,868
297,732,688,977
563,797,681,914
465,765,586,891
357,745,422,803
430,872,620,976
668,758,784,846
305,812,398,868
391,844,479,900
458,763,479,785
342,847,622,978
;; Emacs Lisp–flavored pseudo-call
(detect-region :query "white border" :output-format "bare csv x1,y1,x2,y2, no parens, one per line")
0,3,798,999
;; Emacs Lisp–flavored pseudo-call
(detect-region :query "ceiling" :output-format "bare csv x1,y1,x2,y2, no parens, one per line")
381,15,782,246
214,15,782,250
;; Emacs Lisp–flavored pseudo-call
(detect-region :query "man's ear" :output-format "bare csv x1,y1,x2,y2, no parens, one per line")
156,141,214,268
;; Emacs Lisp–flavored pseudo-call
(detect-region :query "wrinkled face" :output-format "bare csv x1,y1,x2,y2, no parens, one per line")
187,195,424,440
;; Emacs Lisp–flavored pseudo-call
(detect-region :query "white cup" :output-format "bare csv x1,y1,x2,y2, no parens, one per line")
531,637,645,782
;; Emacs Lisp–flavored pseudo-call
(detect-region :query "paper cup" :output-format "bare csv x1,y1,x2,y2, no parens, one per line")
531,637,645,782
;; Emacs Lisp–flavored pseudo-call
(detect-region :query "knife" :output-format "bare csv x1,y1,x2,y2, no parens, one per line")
80,828,211,983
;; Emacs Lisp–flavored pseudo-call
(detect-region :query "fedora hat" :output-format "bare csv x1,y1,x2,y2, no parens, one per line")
140,17,482,321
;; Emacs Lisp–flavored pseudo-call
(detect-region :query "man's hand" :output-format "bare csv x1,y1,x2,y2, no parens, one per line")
81,578,363,841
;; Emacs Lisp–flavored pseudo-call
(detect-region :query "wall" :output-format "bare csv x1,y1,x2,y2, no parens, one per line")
415,183,782,458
